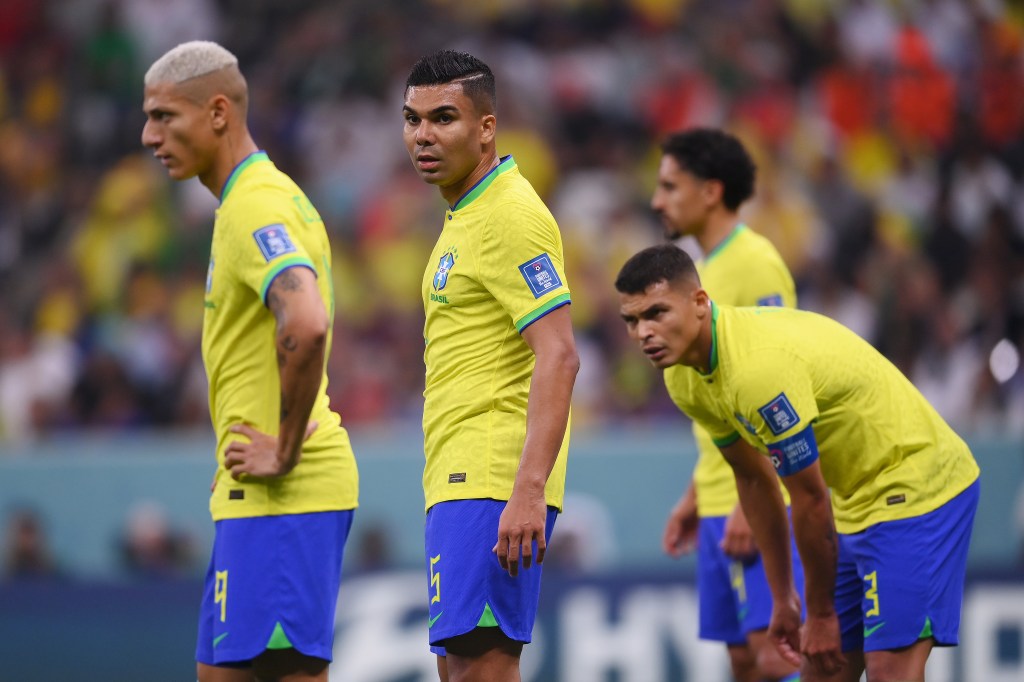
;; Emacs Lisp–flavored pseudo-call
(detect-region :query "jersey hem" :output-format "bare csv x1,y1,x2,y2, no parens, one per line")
834,471,978,534
424,494,564,514
210,502,358,522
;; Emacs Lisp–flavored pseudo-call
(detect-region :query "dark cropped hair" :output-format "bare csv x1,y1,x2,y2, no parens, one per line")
405,49,496,114
660,128,756,211
615,244,701,294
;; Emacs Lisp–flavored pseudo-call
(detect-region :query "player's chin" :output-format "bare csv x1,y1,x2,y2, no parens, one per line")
165,164,197,181
646,354,674,369
414,169,445,185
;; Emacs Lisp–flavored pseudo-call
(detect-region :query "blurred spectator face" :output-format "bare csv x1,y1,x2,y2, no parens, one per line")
650,155,715,241
402,82,495,203
141,81,218,182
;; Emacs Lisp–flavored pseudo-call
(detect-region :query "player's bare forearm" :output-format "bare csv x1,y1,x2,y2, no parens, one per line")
494,306,578,576
516,306,579,495
783,463,838,618
267,266,329,473
720,439,795,602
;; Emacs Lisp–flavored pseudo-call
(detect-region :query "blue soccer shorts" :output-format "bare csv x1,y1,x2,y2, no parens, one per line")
697,511,806,644
424,499,558,656
835,478,979,653
195,510,355,666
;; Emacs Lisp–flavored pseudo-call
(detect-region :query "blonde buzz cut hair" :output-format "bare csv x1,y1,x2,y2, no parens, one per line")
144,40,239,87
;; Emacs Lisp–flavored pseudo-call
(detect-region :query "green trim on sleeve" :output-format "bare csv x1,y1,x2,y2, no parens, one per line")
515,293,571,332
712,431,741,448
259,256,316,304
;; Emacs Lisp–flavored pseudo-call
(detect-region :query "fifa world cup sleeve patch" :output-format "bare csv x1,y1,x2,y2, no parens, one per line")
253,224,298,262
518,253,563,298
757,293,783,307
758,392,800,436
768,425,819,476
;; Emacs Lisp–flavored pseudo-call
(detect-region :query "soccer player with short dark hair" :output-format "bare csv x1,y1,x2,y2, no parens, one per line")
403,49,580,682
653,128,802,682
617,243,979,682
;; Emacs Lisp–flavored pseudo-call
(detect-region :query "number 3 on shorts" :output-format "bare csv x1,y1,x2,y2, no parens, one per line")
863,570,880,618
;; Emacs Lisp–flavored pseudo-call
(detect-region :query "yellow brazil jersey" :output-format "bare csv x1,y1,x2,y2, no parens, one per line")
203,151,358,520
671,225,796,517
421,156,571,512
668,303,979,534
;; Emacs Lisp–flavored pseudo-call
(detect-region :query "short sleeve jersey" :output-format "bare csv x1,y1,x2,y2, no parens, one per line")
668,304,979,534
666,225,796,517
203,152,358,520
421,156,571,512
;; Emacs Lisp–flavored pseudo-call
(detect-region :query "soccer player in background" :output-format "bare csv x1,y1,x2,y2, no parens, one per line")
142,41,359,682
616,244,980,682
402,49,579,682
652,128,803,682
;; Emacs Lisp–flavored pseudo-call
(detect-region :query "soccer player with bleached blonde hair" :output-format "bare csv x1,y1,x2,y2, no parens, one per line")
143,41,359,682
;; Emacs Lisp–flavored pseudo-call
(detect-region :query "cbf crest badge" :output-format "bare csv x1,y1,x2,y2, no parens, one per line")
433,251,456,291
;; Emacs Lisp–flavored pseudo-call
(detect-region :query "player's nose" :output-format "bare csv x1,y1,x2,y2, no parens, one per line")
415,121,435,145
141,119,159,148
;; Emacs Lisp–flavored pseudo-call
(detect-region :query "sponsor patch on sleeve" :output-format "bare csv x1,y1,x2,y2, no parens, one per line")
518,253,563,299
767,425,819,476
253,224,297,262
758,392,800,436
757,293,783,307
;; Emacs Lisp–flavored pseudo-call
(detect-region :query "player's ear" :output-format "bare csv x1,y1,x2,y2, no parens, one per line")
480,113,496,146
693,287,710,316
209,94,230,133
702,178,724,207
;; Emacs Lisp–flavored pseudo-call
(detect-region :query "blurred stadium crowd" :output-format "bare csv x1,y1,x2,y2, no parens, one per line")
1,0,1023,444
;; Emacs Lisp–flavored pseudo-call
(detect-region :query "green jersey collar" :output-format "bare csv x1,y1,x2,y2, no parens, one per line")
221,151,270,202
698,301,720,375
450,155,516,211
703,224,747,264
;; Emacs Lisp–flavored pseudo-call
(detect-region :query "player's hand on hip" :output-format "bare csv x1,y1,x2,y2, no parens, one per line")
493,490,547,578
801,612,845,676
768,591,804,668
223,421,317,480
662,493,698,557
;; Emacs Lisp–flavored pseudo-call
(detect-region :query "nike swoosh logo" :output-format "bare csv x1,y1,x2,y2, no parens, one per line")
864,622,885,637
428,611,443,629
213,632,229,648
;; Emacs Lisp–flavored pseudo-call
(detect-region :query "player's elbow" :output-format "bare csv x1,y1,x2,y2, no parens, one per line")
556,343,581,380
282,312,329,353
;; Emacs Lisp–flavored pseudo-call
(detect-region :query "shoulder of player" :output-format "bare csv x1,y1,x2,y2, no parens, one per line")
718,308,807,370
480,195,559,237
219,181,309,232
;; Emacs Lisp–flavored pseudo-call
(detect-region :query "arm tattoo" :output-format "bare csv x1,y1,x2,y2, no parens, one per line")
267,290,282,316
275,269,303,292
282,335,298,352
280,391,290,420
